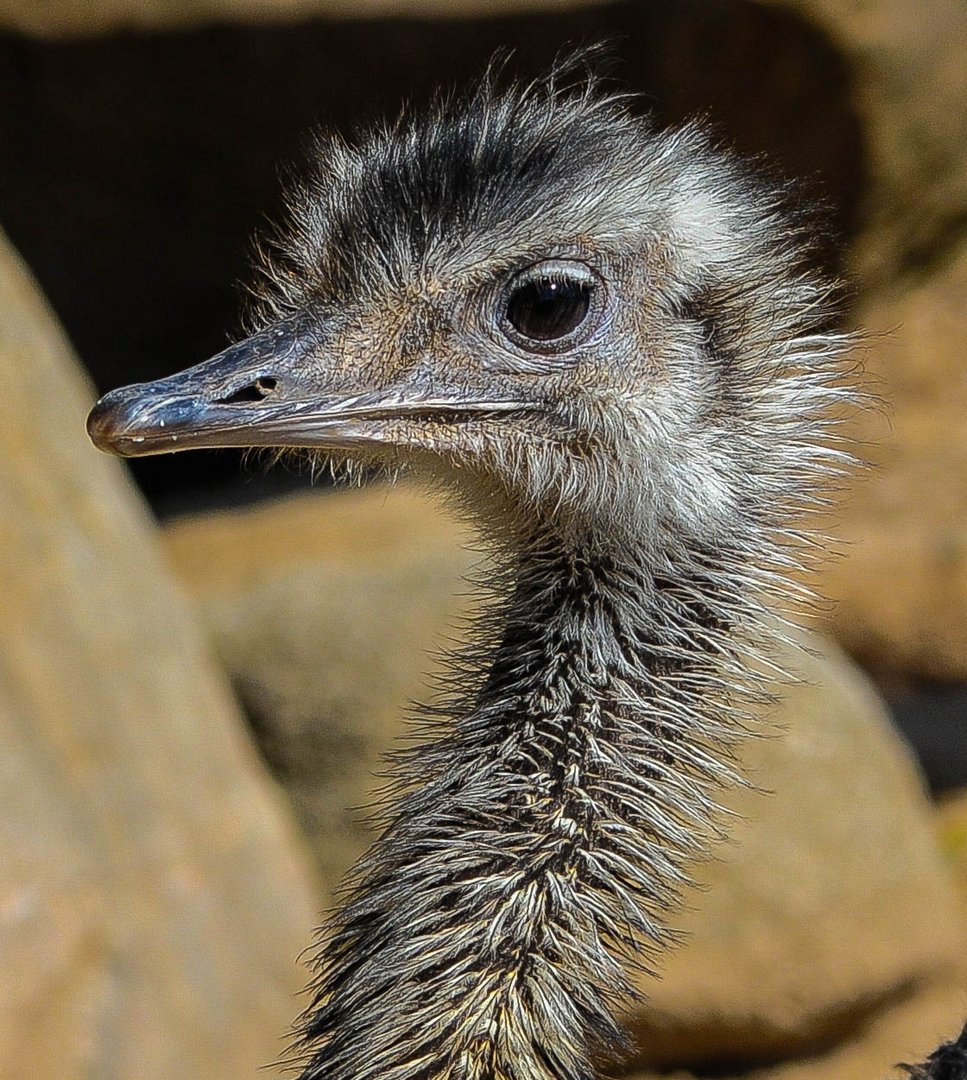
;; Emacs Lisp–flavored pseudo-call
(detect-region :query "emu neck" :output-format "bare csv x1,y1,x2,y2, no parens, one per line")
299,523,749,1080
482,530,713,709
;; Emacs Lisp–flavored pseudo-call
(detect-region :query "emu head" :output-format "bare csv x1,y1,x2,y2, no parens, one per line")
88,63,845,555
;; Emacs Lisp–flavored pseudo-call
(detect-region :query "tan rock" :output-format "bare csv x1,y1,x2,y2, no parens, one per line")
624,632,963,1071
745,1,967,681
937,789,967,907
0,227,321,1080
164,486,963,1073
817,243,967,680
164,485,477,884
763,0,967,292
733,788,967,1080
622,980,967,1080
623,791,967,1080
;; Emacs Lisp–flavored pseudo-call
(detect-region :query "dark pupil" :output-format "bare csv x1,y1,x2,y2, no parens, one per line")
506,277,591,341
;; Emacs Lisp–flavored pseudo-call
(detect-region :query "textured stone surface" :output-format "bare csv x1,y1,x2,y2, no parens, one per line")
624,980,967,1080
763,0,967,292
164,486,963,1072
0,227,321,1080
164,485,476,884
623,791,967,1080
624,632,962,1071
937,789,967,906
818,244,967,680
768,0,967,681
747,1,967,684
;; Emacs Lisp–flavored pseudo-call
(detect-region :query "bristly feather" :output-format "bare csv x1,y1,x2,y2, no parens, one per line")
253,52,863,1080
899,1023,967,1080
246,47,637,320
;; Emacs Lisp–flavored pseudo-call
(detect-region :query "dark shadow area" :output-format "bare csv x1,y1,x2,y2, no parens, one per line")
887,681,967,795
0,0,864,515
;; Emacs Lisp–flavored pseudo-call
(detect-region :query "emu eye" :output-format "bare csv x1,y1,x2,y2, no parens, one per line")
507,277,590,341
500,261,601,351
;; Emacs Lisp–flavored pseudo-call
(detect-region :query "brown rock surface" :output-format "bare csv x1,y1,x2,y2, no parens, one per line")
818,244,967,680
623,790,967,1080
742,1,967,683
763,0,967,292
623,979,967,1080
164,485,477,883
0,228,320,1080
937,789,967,908
163,486,963,1072
624,633,963,1071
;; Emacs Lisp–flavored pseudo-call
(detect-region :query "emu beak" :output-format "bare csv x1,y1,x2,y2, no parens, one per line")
87,315,517,458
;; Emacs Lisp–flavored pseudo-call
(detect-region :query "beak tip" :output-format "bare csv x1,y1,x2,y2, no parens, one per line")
86,387,149,456
86,394,121,454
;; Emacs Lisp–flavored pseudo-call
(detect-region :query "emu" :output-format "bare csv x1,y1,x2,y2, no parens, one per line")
87,58,853,1080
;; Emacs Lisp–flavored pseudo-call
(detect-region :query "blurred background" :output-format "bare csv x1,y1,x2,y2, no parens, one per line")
0,2,964,1079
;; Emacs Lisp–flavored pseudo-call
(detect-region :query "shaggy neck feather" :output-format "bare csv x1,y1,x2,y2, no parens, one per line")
297,523,759,1080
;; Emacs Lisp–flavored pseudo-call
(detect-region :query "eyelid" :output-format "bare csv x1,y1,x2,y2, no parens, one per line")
513,259,596,287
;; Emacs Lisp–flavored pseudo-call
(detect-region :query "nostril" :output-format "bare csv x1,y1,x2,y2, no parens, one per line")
215,377,278,405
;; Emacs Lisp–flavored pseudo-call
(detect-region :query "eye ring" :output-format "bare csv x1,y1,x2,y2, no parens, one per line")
498,260,605,354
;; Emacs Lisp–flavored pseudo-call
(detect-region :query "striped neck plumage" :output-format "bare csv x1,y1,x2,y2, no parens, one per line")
295,526,767,1080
